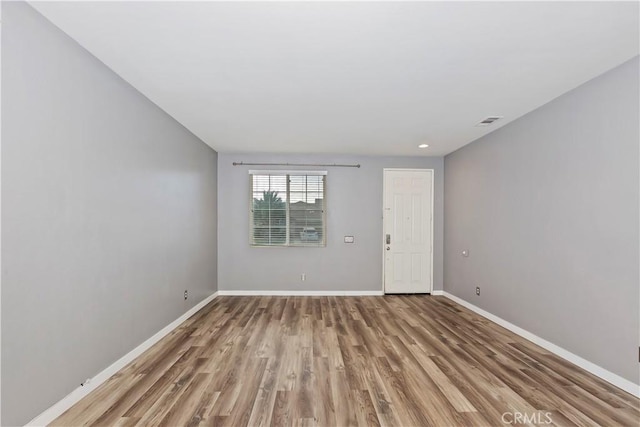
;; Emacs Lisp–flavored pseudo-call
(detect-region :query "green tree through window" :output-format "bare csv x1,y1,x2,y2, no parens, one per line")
252,190,286,245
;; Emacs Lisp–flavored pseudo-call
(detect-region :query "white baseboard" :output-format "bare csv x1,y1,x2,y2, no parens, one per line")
442,291,640,398
218,290,384,296
26,291,219,427
431,290,444,296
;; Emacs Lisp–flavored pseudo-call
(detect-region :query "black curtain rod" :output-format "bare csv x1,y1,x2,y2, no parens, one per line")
232,162,360,168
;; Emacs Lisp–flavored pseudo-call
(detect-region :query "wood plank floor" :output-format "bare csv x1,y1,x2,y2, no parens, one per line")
52,296,640,426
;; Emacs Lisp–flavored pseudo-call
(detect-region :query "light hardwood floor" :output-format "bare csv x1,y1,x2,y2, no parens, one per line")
52,296,639,426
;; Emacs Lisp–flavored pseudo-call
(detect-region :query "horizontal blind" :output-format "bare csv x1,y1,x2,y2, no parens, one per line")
249,170,327,176
250,173,326,247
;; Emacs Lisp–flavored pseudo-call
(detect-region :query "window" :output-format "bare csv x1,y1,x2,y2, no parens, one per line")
250,171,326,247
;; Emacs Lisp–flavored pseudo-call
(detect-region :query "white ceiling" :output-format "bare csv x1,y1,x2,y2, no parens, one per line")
31,1,639,157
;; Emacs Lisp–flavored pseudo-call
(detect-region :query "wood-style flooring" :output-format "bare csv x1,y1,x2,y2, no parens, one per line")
52,296,640,426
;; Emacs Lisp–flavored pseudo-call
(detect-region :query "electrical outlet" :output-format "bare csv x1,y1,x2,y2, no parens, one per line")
475,287,481,296
301,273,306,281
184,290,188,300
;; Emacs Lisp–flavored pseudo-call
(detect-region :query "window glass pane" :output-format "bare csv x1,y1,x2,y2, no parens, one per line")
251,173,325,247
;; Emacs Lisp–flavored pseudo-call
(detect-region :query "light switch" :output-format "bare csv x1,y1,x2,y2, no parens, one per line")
344,236,355,243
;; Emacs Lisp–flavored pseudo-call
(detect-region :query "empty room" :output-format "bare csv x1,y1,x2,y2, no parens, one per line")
2,1,639,426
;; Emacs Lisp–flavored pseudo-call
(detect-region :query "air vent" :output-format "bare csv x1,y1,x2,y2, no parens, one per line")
475,116,503,126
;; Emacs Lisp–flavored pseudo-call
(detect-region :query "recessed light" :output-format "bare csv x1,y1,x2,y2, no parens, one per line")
418,144,429,148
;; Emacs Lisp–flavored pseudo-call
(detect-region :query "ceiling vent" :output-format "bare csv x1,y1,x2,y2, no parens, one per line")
475,116,503,126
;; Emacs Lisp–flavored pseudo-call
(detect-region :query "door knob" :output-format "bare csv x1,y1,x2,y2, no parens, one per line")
386,246,390,251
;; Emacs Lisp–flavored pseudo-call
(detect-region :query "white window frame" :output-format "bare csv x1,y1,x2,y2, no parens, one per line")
249,170,327,247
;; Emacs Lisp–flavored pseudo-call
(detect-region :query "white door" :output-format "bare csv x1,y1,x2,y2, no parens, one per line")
383,169,433,294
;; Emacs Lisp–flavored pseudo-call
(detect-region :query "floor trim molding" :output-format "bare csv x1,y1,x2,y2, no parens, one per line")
218,290,384,296
441,291,640,398
26,291,219,427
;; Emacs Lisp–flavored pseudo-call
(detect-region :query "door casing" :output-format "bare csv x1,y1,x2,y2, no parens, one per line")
382,168,434,294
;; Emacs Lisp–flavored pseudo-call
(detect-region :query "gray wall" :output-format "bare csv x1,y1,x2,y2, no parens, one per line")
1,3,218,425
218,153,443,293
444,57,639,385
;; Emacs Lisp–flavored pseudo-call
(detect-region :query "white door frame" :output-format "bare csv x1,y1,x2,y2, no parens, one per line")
382,168,434,294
